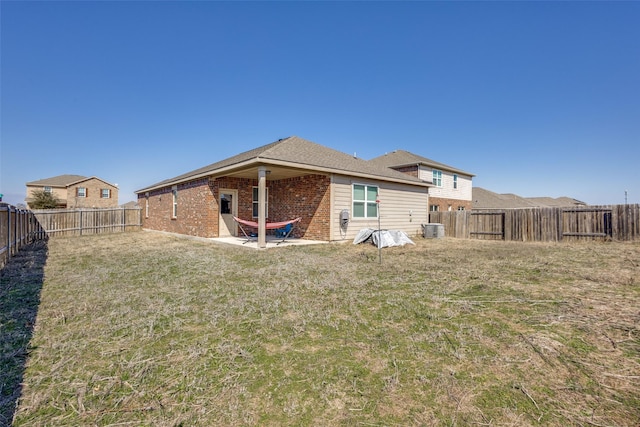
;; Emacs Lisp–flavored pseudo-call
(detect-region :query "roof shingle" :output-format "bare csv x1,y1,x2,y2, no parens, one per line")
137,136,430,192
26,174,88,187
368,150,474,176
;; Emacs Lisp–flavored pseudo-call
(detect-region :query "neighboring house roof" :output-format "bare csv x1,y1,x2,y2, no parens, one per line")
26,174,89,187
473,187,586,209
368,150,475,177
136,136,432,193
26,174,118,188
524,196,587,207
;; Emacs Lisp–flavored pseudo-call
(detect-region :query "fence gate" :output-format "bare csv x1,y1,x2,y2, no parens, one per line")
469,211,505,240
561,208,612,241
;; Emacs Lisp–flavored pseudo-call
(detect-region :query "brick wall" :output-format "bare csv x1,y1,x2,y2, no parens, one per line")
139,174,332,240
268,174,331,241
429,196,472,212
392,165,419,178
139,178,216,237
66,179,119,208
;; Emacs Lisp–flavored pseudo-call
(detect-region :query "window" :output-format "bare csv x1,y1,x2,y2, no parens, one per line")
352,184,378,218
44,186,52,194
145,193,149,218
252,187,269,218
457,206,465,211
77,187,87,197
172,187,178,218
429,205,439,212
432,170,442,187
453,174,458,189
101,188,111,198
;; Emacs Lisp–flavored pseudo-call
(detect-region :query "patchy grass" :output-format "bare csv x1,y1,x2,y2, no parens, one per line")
3,232,639,426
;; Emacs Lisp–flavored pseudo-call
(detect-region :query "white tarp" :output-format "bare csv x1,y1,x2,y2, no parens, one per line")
352,229,415,247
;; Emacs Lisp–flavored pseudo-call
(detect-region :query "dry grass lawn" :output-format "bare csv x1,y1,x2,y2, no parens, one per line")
2,231,639,426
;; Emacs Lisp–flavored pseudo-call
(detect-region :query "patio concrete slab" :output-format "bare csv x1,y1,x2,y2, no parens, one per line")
212,235,327,249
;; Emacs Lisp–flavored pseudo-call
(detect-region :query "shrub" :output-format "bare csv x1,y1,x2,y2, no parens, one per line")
29,190,60,209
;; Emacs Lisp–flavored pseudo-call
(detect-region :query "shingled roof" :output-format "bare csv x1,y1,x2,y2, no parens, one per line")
26,174,89,187
368,150,475,176
136,136,431,193
473,187,586,209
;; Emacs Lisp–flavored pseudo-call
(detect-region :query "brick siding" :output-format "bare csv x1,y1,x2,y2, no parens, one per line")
392,165,419,178
66,179,119,208
139,178,216,237
139,174,332,240
429,196,472,212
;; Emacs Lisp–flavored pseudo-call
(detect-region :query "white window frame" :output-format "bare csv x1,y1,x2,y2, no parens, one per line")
44,186,52,194
77,187,87,198
172,186,178,218
145,193,149,218
453,174,458,189
432,170,442,187
352,183,378,219
101,188,111,199
252,186,268,218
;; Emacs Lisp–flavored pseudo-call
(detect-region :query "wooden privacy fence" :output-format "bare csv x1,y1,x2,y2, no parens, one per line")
32,207,142,237
429,204,640,242
0,204,47,269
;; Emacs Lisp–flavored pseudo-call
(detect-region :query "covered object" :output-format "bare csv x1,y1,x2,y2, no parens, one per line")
353,229,415,248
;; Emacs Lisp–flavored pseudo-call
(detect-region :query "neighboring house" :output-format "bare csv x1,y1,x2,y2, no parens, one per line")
368,150,474,211
25,174,119,209
135,136,432,247
472,187,586,209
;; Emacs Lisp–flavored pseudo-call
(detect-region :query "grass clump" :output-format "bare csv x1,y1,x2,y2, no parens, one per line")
3,232,639,426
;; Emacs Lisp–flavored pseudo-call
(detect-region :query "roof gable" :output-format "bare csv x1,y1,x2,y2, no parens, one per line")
369,150,474,177
137,136,430,193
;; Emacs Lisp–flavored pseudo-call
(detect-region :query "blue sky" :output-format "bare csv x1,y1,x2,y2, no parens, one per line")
1,1,638,206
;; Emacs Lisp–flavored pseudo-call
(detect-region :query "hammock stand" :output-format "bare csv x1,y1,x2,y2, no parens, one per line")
233,216,302,245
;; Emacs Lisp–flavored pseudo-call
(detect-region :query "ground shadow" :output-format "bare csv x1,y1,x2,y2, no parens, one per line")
0,240,48,426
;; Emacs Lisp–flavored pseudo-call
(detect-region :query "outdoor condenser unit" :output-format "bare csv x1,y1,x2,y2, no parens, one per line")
422,223,444,239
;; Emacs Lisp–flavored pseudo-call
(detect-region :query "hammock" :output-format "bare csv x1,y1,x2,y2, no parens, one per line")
233,216,302,244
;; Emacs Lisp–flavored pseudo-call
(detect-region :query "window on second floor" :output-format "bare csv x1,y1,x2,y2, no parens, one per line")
101,189,111,199
77,187,87,197
432,170,442,187
453,174,458,189
44,186,52,194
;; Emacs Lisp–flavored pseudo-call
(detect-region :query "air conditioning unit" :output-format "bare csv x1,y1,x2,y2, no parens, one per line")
422,223,444,239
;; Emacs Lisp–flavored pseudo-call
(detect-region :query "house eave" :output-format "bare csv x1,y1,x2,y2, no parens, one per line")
391,161,475,177
135,158,431,194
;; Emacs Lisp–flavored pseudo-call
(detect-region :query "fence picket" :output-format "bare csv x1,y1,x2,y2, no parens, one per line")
429,204,639,242
31,207,142,237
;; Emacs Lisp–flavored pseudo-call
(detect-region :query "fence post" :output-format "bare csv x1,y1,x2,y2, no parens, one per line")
8,206,13,256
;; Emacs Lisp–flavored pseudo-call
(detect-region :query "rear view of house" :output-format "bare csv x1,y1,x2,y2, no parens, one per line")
25,174,119,209
135,136,432,248
369,150,474,211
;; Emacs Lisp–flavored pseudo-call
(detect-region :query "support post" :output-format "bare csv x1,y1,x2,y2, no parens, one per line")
258,166,267,248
